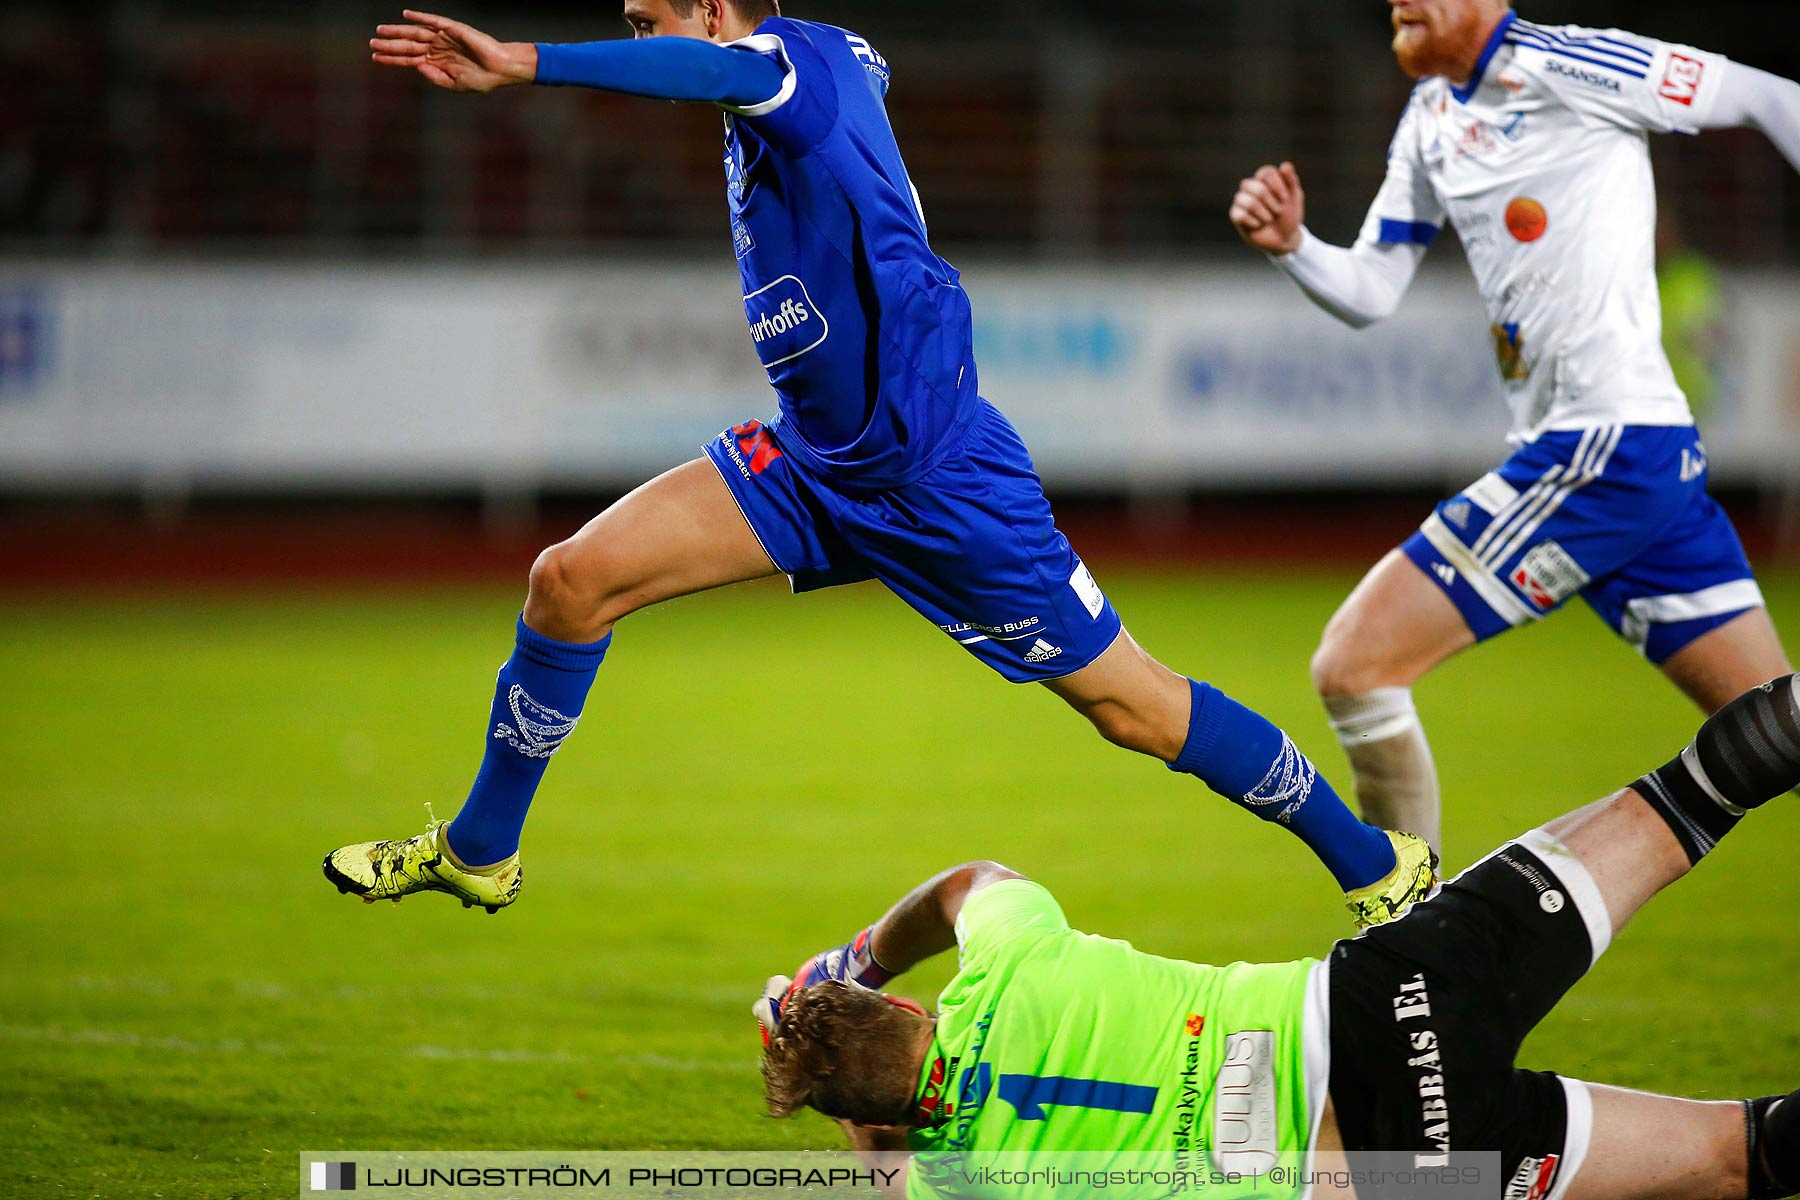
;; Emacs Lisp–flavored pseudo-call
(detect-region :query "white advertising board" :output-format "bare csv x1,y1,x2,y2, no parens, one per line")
0,262,1793,491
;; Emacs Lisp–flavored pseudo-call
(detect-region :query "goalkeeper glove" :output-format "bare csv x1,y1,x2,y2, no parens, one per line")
755,926,896,1046
754,974,792,1047
793,925,896,992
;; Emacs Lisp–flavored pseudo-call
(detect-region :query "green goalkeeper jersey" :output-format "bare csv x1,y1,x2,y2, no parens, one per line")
906,880,1326,1200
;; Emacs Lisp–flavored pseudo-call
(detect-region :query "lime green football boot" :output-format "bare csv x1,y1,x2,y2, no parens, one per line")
322,806,522,913
1344,830,1439,930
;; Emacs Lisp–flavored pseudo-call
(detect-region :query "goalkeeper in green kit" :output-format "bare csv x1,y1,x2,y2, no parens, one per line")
756,678,1800,1200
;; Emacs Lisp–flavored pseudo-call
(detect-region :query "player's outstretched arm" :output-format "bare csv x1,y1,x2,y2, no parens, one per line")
369,9,784,107
370,10,786,107
370,10,535,93
531,38,786,108
774,862,1027,1001
1704,62,1800,175
754,862,1025,1056
1230,162,1425,329
870,861,1027,973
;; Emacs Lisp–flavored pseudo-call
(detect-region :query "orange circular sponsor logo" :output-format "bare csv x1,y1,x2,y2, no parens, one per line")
1506,197,1548,242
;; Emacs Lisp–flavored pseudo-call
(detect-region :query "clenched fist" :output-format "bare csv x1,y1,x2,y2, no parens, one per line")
1229,162,1306,256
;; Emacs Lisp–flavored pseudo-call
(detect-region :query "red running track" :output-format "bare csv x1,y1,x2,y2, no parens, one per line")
1,496,1789,589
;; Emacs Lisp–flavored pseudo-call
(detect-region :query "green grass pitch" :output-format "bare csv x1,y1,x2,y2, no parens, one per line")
4,567,1797,1197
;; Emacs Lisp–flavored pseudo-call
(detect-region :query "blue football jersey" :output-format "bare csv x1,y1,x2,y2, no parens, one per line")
721,19,980,489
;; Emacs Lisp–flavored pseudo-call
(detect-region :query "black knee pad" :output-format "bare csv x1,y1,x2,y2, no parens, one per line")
1749,1091,1800,1200
1693,676,1800,812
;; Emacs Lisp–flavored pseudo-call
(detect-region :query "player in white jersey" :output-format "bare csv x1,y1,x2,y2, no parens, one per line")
1229,0,1799,849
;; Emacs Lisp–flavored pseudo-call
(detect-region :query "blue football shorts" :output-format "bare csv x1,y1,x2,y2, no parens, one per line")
704,399,1123,684
1402,424,1764,665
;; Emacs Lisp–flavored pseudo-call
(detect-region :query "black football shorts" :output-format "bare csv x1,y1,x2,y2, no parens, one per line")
1327,829,1615,1200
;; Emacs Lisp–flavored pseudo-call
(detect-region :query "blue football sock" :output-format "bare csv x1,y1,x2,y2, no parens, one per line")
445,616,611,866
1169,679,1396,891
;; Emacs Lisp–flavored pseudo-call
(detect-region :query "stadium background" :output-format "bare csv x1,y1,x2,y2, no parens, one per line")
2,1,1796,1196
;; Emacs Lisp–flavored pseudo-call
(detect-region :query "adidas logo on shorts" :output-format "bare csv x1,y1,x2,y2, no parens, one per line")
1023,638,1063,664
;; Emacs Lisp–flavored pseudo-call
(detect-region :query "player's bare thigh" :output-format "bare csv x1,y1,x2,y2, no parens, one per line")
1310,549,1476,697
1659,607,1792,714
524,458,779,643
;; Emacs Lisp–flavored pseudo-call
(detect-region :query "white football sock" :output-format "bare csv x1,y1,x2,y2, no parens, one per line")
1325,687,1441,851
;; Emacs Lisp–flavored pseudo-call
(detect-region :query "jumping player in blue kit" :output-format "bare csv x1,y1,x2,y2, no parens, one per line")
324,0,1436,928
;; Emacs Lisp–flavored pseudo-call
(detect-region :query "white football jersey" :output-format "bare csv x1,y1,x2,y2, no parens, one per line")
1367,13,1729,439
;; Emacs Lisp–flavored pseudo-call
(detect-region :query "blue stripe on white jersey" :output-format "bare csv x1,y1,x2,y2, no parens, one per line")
1507,25,1652,63
1512,20,1653,64
1506,27,1650,79
1378,218,1440,246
